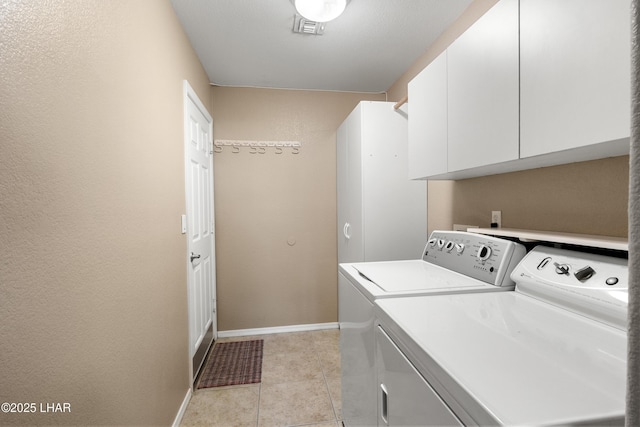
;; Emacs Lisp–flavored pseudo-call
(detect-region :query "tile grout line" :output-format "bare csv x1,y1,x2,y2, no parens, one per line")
312,332,340,425
256,381,261,427
255,336,268,427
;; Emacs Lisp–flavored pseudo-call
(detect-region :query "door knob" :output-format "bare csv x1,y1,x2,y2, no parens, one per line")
190,252,201,262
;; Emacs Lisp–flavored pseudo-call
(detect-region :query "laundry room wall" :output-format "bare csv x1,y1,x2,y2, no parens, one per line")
0,1,209,425
387,0,629,238
210,87,385,331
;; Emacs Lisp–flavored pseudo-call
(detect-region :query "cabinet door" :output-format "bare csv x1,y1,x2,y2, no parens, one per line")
337,105,364,263
520,0,630,158
345,106,364,262
408,51,448,179
362,103,427,262
376,326,462,426
447,0,519,172
336,118,350,263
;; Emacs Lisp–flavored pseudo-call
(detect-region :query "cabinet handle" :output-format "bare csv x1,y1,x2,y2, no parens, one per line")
380,383,389,425
343,222,351,240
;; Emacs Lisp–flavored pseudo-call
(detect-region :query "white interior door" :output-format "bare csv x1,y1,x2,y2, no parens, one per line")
183,81,216,382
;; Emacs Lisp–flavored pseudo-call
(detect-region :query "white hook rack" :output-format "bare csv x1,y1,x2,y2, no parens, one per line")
213,140,301,154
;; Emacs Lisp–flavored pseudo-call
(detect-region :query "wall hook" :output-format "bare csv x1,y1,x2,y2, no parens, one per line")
213,139,301,155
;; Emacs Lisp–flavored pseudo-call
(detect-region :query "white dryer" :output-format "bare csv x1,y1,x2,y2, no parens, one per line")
375,245,628,426
339,230,526,426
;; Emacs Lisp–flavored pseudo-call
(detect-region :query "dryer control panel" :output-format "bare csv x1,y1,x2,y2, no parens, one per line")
511,246,629,330
423,231,526,288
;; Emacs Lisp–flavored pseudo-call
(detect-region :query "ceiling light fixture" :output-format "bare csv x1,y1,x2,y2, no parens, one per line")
294,0,347,23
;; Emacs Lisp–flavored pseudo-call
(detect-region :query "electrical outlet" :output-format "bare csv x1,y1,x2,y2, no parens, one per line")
491,211,502,228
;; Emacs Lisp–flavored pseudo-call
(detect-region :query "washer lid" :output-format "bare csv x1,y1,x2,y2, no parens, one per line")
375,292,627,426
351,260,490,293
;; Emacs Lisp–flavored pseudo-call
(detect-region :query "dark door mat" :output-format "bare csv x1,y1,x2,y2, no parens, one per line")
196,339,264,389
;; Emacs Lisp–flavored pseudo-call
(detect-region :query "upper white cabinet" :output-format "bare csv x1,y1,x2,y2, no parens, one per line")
408,51,448,179
447,0,519,172
520,0,630,158
407,0,630,180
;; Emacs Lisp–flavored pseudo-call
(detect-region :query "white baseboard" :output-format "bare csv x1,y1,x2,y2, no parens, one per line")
218,322,339,338
172,388,192,427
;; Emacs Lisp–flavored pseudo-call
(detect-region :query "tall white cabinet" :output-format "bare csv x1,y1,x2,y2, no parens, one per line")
337,101,427,263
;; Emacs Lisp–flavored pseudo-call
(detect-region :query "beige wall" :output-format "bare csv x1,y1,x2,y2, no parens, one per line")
211,87,385,331
0,1,210,425
449,156,629,236
387,0,629,237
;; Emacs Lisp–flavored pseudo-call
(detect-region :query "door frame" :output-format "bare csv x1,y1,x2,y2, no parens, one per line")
182,80,216,384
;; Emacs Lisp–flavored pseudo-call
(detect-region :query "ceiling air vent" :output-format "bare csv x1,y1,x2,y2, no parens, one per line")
292,14,325,35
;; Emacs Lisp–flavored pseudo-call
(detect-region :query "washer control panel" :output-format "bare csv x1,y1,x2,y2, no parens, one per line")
511,246,628,330
423,231,526,287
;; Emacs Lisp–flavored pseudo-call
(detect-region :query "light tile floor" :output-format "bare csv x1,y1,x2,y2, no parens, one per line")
181,329,342,427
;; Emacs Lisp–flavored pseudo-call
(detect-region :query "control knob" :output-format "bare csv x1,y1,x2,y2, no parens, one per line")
574,265,595,282
455,243,465,254
554,262,570,275
445,241,455,252
477,244,492,261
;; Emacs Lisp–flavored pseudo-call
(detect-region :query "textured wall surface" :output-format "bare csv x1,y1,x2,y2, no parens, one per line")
0,0,211,424
211,87,385,331
448,156,629,236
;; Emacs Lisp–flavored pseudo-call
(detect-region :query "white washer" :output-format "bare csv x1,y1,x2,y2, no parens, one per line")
375,245,628,426
339,230,526,427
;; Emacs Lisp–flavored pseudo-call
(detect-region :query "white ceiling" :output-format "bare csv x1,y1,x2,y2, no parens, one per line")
170,0,472,93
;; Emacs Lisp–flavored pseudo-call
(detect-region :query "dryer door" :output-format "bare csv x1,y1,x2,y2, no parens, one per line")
376,326,462,426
